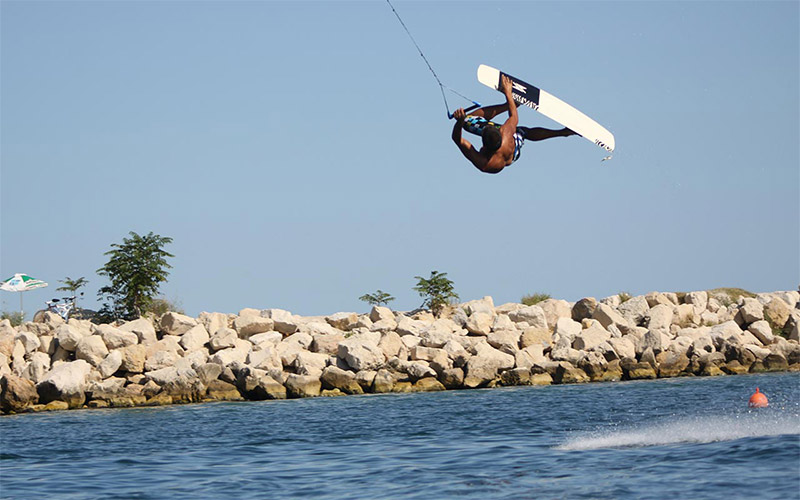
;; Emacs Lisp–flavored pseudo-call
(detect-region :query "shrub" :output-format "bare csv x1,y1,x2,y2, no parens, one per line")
618,291,632,303
359,290,395,307
709,287,756,307
1,311,24,327
413,271,458,318
521,293,550,306
145,297,185,317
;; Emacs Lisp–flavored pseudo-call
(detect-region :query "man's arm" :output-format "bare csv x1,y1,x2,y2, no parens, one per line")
452,108,489,171
499,75,518,131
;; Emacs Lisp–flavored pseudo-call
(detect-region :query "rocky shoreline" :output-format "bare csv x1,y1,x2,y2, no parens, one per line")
1,289,799,414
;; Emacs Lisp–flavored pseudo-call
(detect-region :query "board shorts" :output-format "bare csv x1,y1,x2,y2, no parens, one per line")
462,115,524,163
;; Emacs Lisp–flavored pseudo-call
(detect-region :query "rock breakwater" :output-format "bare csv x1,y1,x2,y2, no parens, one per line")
2,289,799,414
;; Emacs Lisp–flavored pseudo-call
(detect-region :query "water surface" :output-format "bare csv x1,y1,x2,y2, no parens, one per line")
1,372,798,499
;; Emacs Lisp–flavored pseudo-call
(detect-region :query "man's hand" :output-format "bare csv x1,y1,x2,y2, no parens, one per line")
452,108,467,122
500,75,513,97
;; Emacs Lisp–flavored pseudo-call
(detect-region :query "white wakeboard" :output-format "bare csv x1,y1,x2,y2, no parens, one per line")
477,64,615,153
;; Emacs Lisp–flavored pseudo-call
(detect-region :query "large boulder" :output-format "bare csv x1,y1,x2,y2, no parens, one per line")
96,324,139,350
515,345,546,370
205,380,243,401
577,351,608,381
572,321,611,351
396,317,428,337
646,304,673,332
554,362,590,384
592,303,629,331
310,333,344,356
622,359,657,380
418,321,458,348
406,361,437,381
487,330,521,355
461,296,496,316
321,366,363,394
209,328,238,352
160,312,198,336
378,331,404,359
1,374,39,413
198,312,230,338
196,363,224,384
617,296,650,326
293,351,330,377
237,372,285,400
747,321,775,346
554,317,582,343
369,306,395,323
520,327,552,348
263,309,299,335
37,360,92,408
658,352,690,377
75,335,110,367
15,331,41,355
247,346,282,371
572,298,598,322
55,323,87,352
118,318,158,346
285,374,322,398
764,298,791,331
144,349,180,372
684,291,708,312
98,350,123,378
508,305,548,329
209,346,250,367
537,299,572,331
180,325,211,352
119,344,147,373
465,312,493,336
736,298,764,325
637,329,666,355
233,316,274,338
325,312,357,331
22,352,51,384
463,343,514,388
338,338,385,371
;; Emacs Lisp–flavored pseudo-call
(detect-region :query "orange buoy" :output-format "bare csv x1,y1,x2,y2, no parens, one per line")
749,387,769,408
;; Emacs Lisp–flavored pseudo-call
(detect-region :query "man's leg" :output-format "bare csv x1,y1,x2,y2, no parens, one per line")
468,103,510,121
519,126,578,141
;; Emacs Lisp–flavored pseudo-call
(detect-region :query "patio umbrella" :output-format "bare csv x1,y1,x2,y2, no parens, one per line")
1,273,48,315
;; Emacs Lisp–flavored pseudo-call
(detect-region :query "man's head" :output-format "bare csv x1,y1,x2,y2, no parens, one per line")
481,126,502,153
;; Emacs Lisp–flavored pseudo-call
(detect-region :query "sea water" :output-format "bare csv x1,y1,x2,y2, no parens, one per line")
1,372,798,500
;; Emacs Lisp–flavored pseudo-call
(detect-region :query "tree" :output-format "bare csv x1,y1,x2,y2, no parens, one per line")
57,276,89,294
359,290,395,307
413,270,459,317
57,276,88,312
96,231,174,321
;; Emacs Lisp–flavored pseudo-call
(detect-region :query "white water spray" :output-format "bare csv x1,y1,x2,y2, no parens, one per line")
557,413,800,451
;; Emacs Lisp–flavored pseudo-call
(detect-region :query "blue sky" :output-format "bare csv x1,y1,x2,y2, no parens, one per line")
1,1,798,318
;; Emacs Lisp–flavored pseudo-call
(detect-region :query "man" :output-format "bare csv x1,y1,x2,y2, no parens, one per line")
451,75,576,174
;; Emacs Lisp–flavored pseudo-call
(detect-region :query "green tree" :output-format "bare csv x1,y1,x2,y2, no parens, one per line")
57,276,88,313
96,231,174,321
57,276,89,294
359,290,395,307
413,270,459,317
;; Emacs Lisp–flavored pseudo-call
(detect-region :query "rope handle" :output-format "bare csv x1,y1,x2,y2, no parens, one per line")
447,102,482,119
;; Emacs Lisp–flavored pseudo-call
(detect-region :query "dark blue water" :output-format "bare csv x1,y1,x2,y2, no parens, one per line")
1,372,798,500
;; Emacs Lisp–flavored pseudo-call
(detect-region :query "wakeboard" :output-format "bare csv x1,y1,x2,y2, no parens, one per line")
477,64,615,153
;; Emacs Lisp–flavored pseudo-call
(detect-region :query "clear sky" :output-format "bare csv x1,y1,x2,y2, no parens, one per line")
1,0,798,318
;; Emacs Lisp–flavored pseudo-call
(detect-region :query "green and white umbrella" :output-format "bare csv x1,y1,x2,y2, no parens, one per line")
1,273,48,315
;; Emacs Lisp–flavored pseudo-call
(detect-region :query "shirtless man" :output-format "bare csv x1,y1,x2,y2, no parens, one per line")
451,75,576,174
